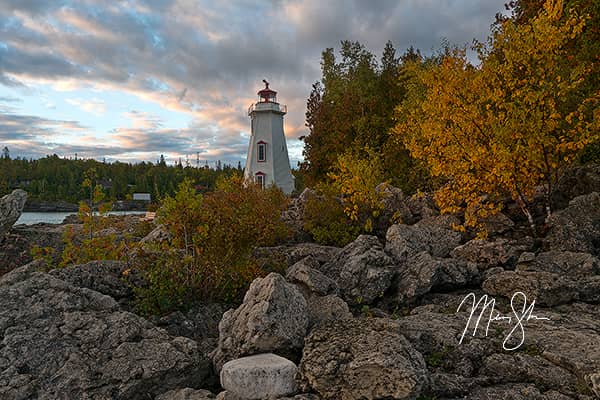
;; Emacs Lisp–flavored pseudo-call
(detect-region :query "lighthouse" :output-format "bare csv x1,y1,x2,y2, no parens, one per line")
244,80,294,194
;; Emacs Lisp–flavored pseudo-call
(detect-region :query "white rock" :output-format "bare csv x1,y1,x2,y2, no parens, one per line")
220,353,298,399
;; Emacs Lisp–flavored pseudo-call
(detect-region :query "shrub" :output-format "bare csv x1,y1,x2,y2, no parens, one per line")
134,175,290,314
303,188,361,247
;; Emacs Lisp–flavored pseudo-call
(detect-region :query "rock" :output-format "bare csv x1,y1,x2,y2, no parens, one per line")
286,256,339,296
428,373,477,398
544,192,600,255
402,192,439,224
392,252,479,304
372,183,406,235
0,189,27,238
320,235,395,305
220,354,298,399
140,224,173,245
48,260,132,305
212,273,308,371
386,216,462,263
480,212,515,236
463,384,547,400
151,303,233,342
515,251,600,278
305,294,352,329
589,372,600,397
482,271,578,307
299,318,428,400
450,238,532,268
0,264,213,400
156,388,216,400
551,164,600,210
479,353,577,392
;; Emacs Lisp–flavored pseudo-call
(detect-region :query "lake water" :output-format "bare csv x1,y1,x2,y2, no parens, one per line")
16,211,146,225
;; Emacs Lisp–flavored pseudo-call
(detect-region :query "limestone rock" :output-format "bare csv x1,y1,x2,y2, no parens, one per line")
482,270,578,307
544,192,600,255
151,302,233,342
220,354,298,399
551,164,600,210
305,294,352,329
286,256,338,296
480,353,577,392
386,216,462,263
0,264,212,400
320,235,395,305
451,238,532,268
299,318,428,400
515,250,600,278
212,273,308,371
156,388,216,400
0,189,27,238
393,252,479,304
48,260,132,305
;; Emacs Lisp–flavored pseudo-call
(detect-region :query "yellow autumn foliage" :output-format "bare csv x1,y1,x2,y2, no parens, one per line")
394,0,600,234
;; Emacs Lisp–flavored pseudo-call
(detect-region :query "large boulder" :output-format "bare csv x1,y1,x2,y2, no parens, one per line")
543,192,600,255
386,215,462,263
0,263,213,400
0,189,27,239
298,318,428,400
212,273,309,371
392,252,480,304
220,354,298,399
319,235,395,305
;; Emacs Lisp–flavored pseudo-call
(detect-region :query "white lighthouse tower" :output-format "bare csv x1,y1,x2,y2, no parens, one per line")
244,80,294,194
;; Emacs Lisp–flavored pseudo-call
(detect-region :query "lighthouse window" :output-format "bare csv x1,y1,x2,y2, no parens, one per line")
257,142,266,162
255,173,265,188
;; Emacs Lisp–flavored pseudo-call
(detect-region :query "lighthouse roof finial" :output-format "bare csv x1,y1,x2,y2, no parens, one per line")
262,79,269,89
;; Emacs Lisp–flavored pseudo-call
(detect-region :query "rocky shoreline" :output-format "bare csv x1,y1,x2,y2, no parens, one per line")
1,171,600,399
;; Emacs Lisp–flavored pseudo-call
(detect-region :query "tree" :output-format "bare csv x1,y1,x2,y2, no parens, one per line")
395,0,600,234
301,41,433,192
2,146,9,160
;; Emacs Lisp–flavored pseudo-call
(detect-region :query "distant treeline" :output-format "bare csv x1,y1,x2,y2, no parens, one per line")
0,152,243,203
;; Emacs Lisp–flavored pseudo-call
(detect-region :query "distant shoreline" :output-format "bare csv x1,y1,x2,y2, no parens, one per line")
23,199,151,213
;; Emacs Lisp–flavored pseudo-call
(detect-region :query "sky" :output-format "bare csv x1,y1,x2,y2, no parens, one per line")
0,0,508,167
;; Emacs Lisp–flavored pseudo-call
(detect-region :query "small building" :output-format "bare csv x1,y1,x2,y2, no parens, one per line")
243,80,294,195
132,193,151,202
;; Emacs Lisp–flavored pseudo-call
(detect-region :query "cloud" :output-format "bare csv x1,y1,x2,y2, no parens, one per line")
0,0,507,164
66,97,107,116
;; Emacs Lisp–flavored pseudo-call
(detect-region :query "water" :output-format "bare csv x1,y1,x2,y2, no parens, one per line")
16,211,146,225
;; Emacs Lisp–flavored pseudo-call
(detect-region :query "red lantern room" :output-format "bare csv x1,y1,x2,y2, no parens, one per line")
258,79,277,103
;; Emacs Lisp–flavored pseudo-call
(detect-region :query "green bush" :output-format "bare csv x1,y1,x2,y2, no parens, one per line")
303,190,361,247
134,175,290,314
